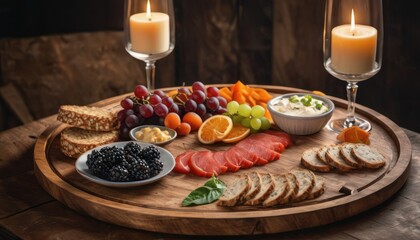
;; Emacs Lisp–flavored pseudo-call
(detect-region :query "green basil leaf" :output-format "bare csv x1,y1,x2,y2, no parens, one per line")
182,176,226,207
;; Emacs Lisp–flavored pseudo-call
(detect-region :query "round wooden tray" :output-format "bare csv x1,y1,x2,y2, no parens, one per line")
34,85,412,236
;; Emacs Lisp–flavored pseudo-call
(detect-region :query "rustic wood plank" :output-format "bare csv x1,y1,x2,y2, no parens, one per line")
0,83,34,124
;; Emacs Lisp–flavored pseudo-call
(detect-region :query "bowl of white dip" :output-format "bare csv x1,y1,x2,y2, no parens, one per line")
267,93,334,135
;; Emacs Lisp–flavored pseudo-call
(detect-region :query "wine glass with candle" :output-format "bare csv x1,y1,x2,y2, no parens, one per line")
323,0,383,132
124,0,175,90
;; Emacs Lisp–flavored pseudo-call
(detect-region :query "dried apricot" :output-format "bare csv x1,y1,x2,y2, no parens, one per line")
182,112,203,131
176,122,191,136
164,112,181,130
337,126,370,144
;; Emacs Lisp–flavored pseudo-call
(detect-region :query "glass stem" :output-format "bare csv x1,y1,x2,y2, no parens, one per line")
345,82,358,127
145,61,156,90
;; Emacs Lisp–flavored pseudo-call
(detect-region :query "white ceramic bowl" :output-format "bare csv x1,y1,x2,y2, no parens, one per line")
267,93,334,135
129,125,177,146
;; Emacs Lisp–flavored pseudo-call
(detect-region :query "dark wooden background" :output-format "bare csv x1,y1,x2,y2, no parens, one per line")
0,0,419,132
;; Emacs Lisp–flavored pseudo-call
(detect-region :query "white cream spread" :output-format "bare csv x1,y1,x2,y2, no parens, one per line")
135,127,171,143
273,95,329,116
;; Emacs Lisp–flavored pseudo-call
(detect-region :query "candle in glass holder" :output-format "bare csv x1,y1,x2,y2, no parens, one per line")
129,0,170,54
331,9,377,74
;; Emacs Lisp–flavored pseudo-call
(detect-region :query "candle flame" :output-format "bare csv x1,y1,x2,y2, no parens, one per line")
147,0,151,20
350,9,355,32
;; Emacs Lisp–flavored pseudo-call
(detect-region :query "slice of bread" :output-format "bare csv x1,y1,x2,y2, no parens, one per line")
60,127,119,158
278,173,298,204
289,168,314,202
301,147,332,172
339,143,362,168
307,172,325,200
244,173,275,206
316,145,331,166
352,144,386,169
262,174,289,207
217,175,250,207
241,172,262,203
325,145,355,172
57,105,119,131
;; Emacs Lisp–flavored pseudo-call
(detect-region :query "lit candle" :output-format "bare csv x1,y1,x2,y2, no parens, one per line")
129,0,170,54
331,9,377,74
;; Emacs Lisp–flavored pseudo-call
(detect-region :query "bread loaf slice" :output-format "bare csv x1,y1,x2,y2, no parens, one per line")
301,147,332,172
289,168,314,202
241,172,262,203
316,145,331,166
339,143,362,168
352,144,386,169
307,172,325,200
325,145,355,172
57,105,119,131
278,173,298,204
262,174,289,207
244,173,275,206
217,175,250,206
60,127,119,158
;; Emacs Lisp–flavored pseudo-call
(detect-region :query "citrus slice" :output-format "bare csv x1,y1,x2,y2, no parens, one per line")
198,115,233,144
337,126,370,144
312,90,326,96
222,124,251,143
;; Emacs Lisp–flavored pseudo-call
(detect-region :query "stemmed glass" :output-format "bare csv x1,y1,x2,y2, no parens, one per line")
323,0,383,132
124,0,175,90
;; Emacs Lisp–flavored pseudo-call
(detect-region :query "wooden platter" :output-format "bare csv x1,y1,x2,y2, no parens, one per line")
33,85,412,236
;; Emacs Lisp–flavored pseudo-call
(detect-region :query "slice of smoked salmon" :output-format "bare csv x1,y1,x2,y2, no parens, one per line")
189,151,226,177
224,147,254,169
241,134,285,153
236,141,281,162
222,151,242,172
263,130,293,147
174,151,194,174
234,145,269,166
213,151,229,174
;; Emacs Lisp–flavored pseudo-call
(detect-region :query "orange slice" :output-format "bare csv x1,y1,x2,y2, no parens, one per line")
337,126,370,144
198,115,233,144
222,124,251,143
312,90,326,96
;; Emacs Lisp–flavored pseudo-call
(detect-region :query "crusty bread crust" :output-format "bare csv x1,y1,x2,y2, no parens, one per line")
60,127,119,158
244,173,275,206
301,147,331,172
339,143,362,168
352,144,386,169
242,172,262,203
279,173,298,204
217,175,250,207
289,168,315,202
57,105,119,131
307,172,325,200
263,174,289,207
325,145,355,172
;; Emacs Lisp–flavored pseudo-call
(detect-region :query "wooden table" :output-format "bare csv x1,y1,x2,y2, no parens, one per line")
1,93,419,239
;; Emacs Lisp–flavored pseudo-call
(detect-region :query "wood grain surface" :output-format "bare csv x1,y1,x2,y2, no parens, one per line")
33,85,411,236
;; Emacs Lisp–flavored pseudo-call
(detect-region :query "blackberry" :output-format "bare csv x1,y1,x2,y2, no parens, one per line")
109,165,130,182
124,142,142,158
86,153,111,179
127,155,151,180
147,158,163,177
139,145,160,161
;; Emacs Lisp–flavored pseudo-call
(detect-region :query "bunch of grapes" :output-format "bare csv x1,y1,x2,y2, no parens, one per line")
118,85,179,139
117,81,228,139
226,101,271,131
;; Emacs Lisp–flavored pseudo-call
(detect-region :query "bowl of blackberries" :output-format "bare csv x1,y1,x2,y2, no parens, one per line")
75,141,175,187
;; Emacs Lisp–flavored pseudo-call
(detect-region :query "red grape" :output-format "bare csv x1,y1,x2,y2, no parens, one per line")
154,103,169,117
117,109,127,122
191,90,206,104
217,96,227,108
153,90,166,98
206,97,219,111
119,125,130,139
202,113,213,121
206,86,219,97
162,96,174,108
134,85,148,99
169,103,179,113
192,81,206,93
216,106,227,114
184,99,197,112
125,114,140,128
178,87,191,95
149,94,162,105
139,104,153,118
196,103,206,117
120,98,133,110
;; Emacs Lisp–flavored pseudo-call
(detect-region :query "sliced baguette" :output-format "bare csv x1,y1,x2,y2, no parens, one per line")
307,172,325,200
352,144,386,169
301,147,332,172
339,143,362,168
241,172,262,203
57,105,119,131
244,173,275,206
60,127,119,158
289,168,314,202
217,175,250,206
263,174,289,207
316,145,332,166
325,145,355,172
278,173,298,204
